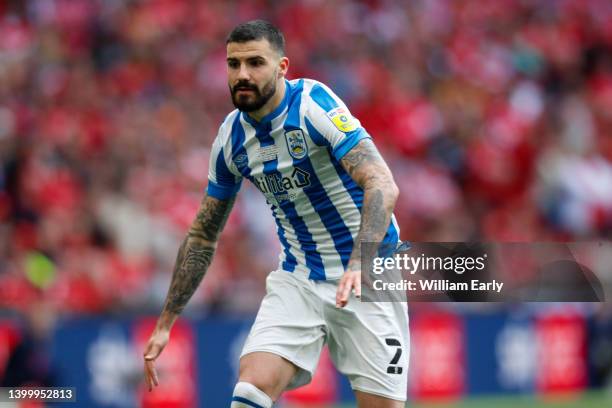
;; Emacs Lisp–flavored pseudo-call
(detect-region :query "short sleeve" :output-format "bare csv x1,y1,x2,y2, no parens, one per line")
206,128,242,200
305,82,371,161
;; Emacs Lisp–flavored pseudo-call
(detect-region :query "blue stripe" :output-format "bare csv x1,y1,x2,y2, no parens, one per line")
215,147,237,186
230,113,250,177
305,117,363,209
273,180,325,275
286,80,355,277
381,217,399,253
310,83,338,112
305,116,328,146
271,204,297,272
332,128,371,160
231,396,265,408
206,180,240,200
206,147,241,199
253,118,275,146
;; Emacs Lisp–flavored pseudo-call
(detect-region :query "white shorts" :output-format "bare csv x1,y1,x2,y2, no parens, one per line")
240,269,409,401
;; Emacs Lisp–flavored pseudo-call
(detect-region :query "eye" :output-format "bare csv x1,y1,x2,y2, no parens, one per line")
228,60,239,69
249,59,264,67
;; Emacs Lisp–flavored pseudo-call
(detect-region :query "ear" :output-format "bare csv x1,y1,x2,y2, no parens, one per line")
278,56,289,78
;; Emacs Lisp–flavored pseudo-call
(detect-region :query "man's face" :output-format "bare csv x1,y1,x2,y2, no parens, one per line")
226,39,286,112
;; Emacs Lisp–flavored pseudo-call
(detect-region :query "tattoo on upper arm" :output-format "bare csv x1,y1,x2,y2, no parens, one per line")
341,139,379,173
163,195,236,315
340,139,390,188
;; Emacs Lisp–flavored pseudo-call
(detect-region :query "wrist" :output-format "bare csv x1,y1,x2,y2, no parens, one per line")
155,311,178,332
346,260,361,273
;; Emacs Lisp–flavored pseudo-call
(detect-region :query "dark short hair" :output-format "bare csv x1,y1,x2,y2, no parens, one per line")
226,20,285,56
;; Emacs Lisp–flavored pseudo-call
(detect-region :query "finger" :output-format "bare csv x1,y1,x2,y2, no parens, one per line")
144,363,152,391
338,276,354,307
342,276,353,301
336,278,347,307
146,360,159,386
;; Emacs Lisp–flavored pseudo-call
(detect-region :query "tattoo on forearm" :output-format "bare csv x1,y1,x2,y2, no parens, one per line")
341,139,399,269
164,242,214,314
362,189,387,236
351,188,389,265
163,196,235,315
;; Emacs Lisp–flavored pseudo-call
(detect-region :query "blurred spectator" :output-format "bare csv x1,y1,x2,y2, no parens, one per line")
0,301,57,388
0,0,611,315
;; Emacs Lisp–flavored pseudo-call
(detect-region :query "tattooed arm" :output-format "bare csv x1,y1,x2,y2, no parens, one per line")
143,194,235,390
162,195,235,315
335,138,399,307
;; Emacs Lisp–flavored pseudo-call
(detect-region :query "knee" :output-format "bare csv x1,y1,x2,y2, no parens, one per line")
231,381,273,408
237,352,298,399
238,363,279,397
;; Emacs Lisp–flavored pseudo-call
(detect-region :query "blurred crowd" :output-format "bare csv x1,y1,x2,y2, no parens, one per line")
1,0,611,315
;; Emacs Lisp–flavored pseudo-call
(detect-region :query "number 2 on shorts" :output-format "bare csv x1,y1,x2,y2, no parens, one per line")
385,338,403,374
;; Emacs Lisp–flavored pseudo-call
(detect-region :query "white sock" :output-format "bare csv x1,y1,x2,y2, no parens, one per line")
230,381,273,408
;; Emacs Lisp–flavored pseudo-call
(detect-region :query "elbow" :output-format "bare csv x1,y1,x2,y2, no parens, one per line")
387,180,400,208
362,172,400,209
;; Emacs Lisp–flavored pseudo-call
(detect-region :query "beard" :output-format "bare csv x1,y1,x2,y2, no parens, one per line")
229,75,277,112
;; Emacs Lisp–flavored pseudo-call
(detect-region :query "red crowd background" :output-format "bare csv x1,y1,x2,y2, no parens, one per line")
0,0,611,315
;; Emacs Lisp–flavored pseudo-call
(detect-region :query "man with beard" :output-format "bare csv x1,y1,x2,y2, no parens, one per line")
143,20,407,408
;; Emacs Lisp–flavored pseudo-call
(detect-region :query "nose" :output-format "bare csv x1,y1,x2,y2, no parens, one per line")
237,63,250,81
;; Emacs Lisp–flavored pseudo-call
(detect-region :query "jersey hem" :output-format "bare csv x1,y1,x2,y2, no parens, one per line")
206,179,240,200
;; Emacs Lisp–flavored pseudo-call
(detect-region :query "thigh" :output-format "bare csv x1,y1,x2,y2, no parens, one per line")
241,270,326,391
324,293,409,402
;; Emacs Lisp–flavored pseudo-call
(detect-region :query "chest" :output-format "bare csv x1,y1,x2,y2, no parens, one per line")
238,125,319,177
234,125,330,203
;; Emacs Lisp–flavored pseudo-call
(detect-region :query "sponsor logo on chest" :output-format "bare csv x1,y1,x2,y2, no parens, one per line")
254,167,311,196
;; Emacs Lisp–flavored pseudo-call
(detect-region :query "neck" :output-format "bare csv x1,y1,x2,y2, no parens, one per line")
247,79,286,122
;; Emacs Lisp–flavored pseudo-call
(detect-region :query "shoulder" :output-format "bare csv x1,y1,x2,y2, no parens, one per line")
296,79,347,116
215,109,241,144
292,78,336,102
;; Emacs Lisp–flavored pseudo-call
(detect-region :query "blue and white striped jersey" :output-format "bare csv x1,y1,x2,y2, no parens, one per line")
206,78,400,280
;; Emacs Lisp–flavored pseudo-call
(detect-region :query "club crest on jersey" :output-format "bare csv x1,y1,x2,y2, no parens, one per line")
284,129,308,160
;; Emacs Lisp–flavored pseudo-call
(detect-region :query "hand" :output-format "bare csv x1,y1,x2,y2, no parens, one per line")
143,328,170,391
336,266,361,308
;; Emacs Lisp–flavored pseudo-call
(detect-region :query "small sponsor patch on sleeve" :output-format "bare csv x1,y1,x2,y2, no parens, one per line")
326,107,358,133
